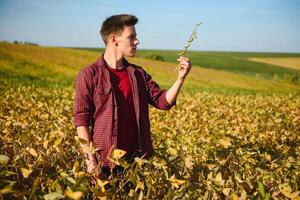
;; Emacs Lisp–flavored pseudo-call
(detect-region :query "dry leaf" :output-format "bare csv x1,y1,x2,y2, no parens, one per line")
26,147,38,157
169,175,186,188
223,188,231,196
65,190,83,200
219,138,232,148
44,192,64,200
21,167,32,178
167,147,177,155
0,154,10,164
184,155,194,169
109,149,126,160
231,192,239,200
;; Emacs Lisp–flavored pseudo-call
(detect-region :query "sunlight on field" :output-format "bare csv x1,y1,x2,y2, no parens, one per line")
0,42,98,74
249,57,300,70
1,42,300,93
1,84,299,199
129,57,300,93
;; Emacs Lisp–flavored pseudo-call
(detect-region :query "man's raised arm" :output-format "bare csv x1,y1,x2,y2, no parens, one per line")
166,56,192,105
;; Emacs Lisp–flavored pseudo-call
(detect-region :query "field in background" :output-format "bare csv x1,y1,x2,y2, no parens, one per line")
248,57,300,70
77,47,300,81
1,42,299,199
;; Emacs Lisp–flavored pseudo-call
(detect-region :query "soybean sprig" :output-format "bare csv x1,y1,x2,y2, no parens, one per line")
176,23,202,71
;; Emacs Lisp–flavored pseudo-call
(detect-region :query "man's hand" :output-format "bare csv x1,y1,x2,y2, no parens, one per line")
86,154,98,173
76,126,100,183
177,56,192,82
85,153,99,184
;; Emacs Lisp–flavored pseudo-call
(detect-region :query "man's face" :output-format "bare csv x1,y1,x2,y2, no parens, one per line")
115,26,140,57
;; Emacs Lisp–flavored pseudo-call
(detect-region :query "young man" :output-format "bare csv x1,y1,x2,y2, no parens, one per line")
73,14,191,177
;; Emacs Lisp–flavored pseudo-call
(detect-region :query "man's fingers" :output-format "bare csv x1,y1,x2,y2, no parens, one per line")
177,56,190,61
180,63,189,67
180,60,189,65
177,56,192,76
179,62,192,71
179,64,188,71
90,176,97,186
179,61,191,68
90,170,101,185
177,58,191,67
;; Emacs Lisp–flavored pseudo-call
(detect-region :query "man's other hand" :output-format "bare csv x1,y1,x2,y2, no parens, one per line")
177,56,192,82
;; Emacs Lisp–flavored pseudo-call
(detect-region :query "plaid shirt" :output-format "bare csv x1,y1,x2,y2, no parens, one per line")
73,55,175,167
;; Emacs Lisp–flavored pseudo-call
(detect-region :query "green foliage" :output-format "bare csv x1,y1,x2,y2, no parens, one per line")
2,42,300,94
283,73,299,85
135,50,300,79
143,53,165,61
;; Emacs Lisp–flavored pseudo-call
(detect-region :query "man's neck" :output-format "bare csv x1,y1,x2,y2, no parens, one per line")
103,49,124,70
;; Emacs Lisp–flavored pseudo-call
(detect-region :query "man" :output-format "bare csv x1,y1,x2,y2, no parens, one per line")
73,14,191,178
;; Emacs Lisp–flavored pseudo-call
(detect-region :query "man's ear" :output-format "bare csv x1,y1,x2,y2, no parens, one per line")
108,35,118,46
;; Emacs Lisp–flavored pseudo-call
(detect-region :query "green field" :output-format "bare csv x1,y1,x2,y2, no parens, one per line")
2,42,299,94
75,47,300,81
1,42,300,199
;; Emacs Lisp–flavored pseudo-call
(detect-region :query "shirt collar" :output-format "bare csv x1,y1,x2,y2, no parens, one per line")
96,54,130,69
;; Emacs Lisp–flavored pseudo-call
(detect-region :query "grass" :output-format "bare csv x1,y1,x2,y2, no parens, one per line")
248,57,300,70
1,42,300,94
74,47,300,79
136,50,300,79
0,42,98,88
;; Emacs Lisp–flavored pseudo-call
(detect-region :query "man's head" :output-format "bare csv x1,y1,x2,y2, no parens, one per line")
100,14,140,57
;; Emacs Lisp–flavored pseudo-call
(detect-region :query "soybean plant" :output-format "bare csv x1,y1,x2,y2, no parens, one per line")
176,23,202,71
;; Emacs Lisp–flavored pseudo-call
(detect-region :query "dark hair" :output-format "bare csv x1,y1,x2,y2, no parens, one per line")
100,14,138,44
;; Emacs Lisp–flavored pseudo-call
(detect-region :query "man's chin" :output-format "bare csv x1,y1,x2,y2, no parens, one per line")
126,52,136,57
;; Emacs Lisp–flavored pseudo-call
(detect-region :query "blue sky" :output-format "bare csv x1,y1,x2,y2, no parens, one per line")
0,0,299,52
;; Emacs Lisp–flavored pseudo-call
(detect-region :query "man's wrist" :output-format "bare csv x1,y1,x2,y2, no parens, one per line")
83,151,95,159
85,153,97,165
177,77,185,84
81,145,92,156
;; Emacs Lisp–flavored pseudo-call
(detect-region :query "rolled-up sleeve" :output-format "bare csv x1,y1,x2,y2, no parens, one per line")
73,70,95,127
143,70,176,110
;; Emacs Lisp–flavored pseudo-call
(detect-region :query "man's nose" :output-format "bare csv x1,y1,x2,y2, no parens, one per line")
134,38,140,45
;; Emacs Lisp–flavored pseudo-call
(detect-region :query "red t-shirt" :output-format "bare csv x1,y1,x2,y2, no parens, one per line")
107,66,139,157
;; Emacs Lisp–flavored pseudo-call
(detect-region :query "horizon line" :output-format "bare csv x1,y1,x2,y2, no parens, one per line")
2,41,300,54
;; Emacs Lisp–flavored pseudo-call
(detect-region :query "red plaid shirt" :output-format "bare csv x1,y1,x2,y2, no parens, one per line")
73,55,175,167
